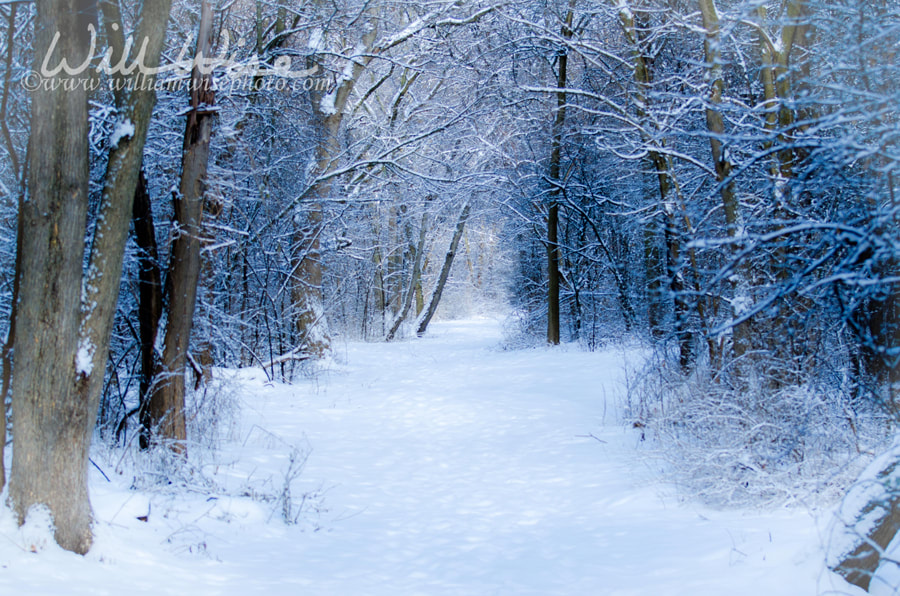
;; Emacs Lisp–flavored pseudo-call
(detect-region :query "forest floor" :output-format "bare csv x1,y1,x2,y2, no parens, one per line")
0,318,863,594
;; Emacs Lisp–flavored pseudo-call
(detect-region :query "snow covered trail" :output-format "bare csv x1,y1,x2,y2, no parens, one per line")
0,318,861,594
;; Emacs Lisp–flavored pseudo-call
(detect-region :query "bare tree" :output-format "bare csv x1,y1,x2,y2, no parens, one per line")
143,0,215,452
417,202,471,337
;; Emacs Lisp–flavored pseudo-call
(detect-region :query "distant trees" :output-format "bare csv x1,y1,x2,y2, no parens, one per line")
491,0,896,398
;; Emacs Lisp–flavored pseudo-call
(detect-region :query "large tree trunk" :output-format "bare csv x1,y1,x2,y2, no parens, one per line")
290,137,332,356
417,202,471,337
833,453,900,591
290,109,342,358
144,1,215,452
10,0,173,553
9,0,96,554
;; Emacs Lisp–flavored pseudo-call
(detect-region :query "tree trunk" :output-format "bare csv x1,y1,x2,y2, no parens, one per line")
698,0,752,361
293,10,379,356
0,190,21,492
387,210,429,341
10,0,96,554
755,1,813,388
290,105,340,356
617,1,692,360
417,203,471,337
546,3,574,345
643,219,664,337
132,170,163,448
833,455,900,591
144,1,215,452
290,170,331,356
74,0,173,439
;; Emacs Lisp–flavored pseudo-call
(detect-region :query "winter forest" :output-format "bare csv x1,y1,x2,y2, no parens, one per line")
0,0,897,593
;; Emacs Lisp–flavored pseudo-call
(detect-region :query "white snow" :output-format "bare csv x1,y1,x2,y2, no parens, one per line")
616,0,635,24
307,28,324,52
109,119,135,149
0,318,865,594
75,338,95,376
319,90,337,116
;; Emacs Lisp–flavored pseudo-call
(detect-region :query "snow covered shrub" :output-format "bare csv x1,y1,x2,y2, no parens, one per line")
500,310,547,350
277,445,328,529
184,371,241,451
236,428,326,529
629,354,890,507
125,439,221,494
102,373,241,494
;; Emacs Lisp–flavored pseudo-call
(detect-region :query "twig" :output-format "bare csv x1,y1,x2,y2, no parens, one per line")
90,457,111,482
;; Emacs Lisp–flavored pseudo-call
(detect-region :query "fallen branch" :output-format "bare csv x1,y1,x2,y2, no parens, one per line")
261,348,312,370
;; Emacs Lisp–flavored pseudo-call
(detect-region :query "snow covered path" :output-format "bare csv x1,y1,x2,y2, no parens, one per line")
0,318,860,594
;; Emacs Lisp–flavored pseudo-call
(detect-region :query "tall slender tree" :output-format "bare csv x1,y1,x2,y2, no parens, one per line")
144,0,216,451
546,1,575,345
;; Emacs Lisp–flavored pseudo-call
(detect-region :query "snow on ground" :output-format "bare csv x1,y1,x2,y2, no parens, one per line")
0,318,866,594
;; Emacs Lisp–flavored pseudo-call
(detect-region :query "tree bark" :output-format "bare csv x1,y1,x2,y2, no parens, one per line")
417,203,471,337
132,170,163,448
292,8,380,356
74,0,173,435
145,1,215,452
546,3,574,345
617,1,692,362
387,210,428,341
833,456,900,591
698,0,752,361
0,191,21,493
10,0,96,554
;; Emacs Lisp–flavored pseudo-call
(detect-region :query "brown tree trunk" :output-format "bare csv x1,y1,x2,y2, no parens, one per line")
145,1,215,452
132,170,163,449
75,0,173,436
834,457,900,591
755,1,813,388
292,12,379,356
546,3,574,345
547,203,561,345
290,179,331,356
643,220,664,337
0,192,21,492
10,0,96,554
10,0,172,553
